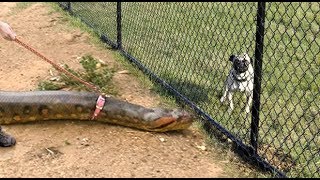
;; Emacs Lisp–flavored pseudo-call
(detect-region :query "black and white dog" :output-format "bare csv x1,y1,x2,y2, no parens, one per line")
220,53,254,114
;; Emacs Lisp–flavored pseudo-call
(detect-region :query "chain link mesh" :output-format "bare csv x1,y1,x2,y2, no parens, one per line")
259,2,320,177
58,2,319,178
60,2,117,43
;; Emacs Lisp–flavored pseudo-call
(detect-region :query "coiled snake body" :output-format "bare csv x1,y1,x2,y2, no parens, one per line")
0,91,193,132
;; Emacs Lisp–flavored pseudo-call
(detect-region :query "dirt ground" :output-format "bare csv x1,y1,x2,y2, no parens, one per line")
0,2,255,178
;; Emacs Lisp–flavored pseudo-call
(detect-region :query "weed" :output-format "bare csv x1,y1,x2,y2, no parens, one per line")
38,55,117,95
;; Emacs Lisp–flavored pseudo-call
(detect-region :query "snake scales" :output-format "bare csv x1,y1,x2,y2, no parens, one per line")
0,91,193,132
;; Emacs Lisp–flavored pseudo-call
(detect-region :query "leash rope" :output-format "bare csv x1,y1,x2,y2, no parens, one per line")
14,37,106,120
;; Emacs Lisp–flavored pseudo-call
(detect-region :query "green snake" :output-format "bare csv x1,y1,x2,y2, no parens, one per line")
0,91,194,132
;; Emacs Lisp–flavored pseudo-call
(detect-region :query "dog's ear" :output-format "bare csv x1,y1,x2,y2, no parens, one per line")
229,55,236,62
243,53,250,61
243,53,253,64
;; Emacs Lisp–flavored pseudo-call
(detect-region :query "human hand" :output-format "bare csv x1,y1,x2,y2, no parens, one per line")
0,21,16,41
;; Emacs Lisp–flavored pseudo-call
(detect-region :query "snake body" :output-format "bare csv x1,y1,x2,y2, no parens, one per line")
0,91,193,132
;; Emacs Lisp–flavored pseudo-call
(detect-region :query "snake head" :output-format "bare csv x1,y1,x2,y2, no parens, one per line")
146,108,194,132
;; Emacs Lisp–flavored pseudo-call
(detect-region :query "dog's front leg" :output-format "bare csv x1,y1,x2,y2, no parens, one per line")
227,91,234,114
245,91,253,114
220,86,228,103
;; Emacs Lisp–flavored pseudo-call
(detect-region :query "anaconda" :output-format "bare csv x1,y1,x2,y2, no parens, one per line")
0,91,193,132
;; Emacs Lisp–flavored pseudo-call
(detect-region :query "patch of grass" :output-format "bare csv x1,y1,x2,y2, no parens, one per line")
60,2,118,43
110,50,179,108
8,2,35,15
15,2,34,8
192,120,273,178
38,55,117,95
64,140,71,145
47,2,113,50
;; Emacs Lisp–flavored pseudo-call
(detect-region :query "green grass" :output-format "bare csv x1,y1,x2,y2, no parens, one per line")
12,2,34,10
6,2,35,16
60,2,118,43
50,2,319,178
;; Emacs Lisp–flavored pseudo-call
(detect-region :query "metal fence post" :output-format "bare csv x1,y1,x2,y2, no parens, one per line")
250,2,266,153
117,2,122,50
67,2,71,11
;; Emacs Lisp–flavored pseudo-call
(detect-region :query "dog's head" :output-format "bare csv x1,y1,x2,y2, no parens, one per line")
229,53,252,74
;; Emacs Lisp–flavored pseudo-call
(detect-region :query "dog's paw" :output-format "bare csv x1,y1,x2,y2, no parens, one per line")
228,108,233,115
220,97,225,103
245,106,250,114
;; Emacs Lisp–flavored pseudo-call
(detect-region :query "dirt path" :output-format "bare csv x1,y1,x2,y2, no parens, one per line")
0,2,249,178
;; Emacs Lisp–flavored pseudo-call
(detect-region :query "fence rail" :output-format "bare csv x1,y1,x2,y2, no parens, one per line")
58,2,319,178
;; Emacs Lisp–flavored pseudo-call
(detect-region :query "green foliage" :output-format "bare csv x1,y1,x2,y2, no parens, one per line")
79,55,114,89
38,55,116,95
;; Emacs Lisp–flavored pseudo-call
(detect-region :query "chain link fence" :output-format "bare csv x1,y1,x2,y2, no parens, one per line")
58,2,319,178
